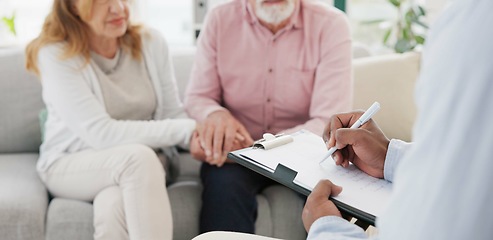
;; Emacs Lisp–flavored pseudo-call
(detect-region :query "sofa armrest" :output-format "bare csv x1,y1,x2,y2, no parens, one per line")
0,154,48,240
353,52,420,142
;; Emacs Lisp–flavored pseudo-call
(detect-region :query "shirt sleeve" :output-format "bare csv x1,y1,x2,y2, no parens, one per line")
184,9,227,121
307,216,372,240
281,12,353,136
383,139,413,182
39,45,196,150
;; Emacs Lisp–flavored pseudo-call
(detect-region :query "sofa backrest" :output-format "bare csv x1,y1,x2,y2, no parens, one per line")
0,46,418,154
170,48,196,101
0,47,196,154
353,52,420,142
0,48,44,153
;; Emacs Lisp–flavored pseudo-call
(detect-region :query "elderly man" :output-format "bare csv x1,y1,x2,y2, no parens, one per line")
185,0,352,233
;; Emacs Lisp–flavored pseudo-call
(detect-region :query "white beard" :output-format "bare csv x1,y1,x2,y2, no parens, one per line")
255,0,296,26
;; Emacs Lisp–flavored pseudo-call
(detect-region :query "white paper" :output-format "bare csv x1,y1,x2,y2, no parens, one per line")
238,130,392,217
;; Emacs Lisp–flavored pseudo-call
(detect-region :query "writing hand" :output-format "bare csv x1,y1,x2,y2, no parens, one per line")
323,111,389,178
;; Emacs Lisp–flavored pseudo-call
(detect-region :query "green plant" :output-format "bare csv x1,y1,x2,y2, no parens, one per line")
1,12,16,36
365,0,428,53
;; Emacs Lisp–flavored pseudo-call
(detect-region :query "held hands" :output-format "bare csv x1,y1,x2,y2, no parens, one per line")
190,129,207,161
302,180,343,232
323,111,390,178
190,110,253,167
190,130,249,165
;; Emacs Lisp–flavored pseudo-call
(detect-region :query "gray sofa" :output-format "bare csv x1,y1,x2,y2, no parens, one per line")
0,47,307,240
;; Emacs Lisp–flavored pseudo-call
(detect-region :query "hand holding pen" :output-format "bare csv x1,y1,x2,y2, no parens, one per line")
320,102,389,179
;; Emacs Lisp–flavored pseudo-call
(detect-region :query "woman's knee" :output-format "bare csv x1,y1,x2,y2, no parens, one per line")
120,144,166,180
122,144,160,167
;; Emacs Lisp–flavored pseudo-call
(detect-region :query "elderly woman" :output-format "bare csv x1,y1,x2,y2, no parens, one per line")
25,0,196,239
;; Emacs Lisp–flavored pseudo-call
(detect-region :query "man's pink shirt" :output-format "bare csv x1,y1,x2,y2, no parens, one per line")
185,0,353,140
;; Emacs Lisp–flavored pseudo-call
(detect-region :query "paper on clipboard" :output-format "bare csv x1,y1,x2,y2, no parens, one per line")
237,130,392,218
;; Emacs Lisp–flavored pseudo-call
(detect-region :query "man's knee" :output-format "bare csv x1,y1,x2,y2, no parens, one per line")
201,164,249,194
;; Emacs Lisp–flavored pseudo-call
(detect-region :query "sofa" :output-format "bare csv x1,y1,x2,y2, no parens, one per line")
0,45,419,240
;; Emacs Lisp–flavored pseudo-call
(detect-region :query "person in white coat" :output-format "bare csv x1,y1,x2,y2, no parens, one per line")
193,0,493,239
25,0,199,239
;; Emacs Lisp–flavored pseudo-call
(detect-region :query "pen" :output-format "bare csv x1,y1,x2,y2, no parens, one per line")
319,102,381,165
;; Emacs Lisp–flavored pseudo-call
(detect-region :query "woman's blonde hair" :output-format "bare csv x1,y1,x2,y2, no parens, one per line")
26,0,142,76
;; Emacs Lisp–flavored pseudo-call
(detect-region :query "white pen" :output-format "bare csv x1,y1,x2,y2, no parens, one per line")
319,102,381,165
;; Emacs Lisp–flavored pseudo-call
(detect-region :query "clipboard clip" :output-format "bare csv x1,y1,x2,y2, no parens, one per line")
252,133,294,150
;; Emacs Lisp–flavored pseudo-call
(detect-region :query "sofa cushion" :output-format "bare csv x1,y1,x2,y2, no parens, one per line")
176,152,202,182
353,52,420,142
45,198,94,240
44,179,204,240
168,181,202,240
0,153,48,240
258,185,306,239
0,48,44,153
255,194,273,237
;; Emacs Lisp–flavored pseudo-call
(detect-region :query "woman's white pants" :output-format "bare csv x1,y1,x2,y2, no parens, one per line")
40,144,172,240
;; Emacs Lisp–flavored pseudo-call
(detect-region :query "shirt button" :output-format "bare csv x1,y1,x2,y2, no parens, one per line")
267,98,271,103
267,126,271,131
268,68,273,73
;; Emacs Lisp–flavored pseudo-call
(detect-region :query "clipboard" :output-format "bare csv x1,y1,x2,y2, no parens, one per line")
228,130,392,226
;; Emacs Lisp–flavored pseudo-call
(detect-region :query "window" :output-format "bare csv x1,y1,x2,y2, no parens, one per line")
136,1,194,48
347,0,447,54
0,0,52,46
348,0,398,53
0,0,449,51
0,0,194,48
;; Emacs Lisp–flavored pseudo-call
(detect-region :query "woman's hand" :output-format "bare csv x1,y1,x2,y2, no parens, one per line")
190,124,252,166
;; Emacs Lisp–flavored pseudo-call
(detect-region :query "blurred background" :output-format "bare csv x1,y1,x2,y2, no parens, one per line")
0,0,450,54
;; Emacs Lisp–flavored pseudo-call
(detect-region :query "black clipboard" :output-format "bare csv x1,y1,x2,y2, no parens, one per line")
228,149,377,226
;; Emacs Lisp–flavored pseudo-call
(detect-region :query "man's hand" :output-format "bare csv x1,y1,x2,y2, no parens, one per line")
323,111,390,178
190,129,249,164
302,180,343,232
199,110,254,167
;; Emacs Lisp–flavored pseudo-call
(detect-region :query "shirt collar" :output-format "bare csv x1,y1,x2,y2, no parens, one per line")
242,0,303,30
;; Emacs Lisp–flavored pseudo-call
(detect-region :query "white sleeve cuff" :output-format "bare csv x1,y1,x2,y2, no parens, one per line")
384,139,413,182
180,119,197,146
308,216,368,240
